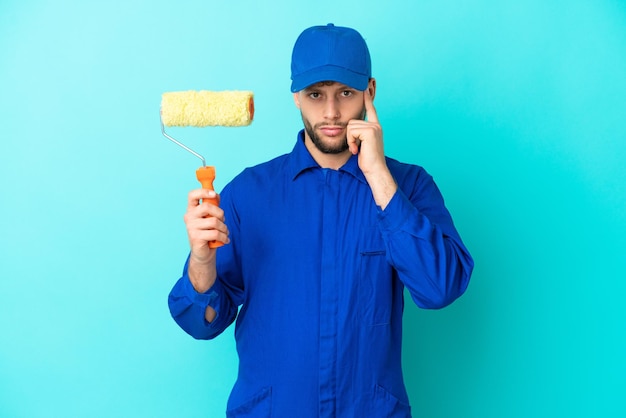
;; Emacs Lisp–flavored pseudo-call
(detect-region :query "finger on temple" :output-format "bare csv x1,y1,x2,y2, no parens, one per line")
364,88,378,123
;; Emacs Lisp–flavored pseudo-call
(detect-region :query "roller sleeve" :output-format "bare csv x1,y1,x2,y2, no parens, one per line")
161,90,254,127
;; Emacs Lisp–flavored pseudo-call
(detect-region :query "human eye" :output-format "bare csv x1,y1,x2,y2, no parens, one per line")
340,90,354,98
308,91,321,99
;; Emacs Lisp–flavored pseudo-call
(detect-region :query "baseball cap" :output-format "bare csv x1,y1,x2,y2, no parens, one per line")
290,23,371,93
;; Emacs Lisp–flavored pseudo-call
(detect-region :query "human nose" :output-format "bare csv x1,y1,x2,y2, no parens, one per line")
323,97,340,119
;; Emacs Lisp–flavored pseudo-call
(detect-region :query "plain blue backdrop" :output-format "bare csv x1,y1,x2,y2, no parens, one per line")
1,0,625,417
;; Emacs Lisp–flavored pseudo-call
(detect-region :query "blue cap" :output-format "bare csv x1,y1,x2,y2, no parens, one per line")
290,23,371,93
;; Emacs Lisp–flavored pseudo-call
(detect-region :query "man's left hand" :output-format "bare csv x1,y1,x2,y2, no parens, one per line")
347,84,398,209
347,86,385,175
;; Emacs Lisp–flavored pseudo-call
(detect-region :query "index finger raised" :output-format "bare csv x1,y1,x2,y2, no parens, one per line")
364,87,379,124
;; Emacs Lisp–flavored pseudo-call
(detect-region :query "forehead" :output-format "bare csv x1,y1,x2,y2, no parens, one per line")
303,81,354,91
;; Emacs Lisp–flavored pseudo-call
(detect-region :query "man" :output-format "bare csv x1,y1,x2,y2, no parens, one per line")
168,23,473,417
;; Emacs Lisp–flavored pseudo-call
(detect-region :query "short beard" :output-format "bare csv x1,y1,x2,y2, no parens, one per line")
301,106,366,155
303,118,348,154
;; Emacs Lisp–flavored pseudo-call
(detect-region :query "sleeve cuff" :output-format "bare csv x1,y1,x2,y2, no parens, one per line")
377,188,433,240
377,189,412,232
181,273,222,319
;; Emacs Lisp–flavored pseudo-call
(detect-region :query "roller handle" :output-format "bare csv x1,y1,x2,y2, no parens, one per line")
195,166,224,248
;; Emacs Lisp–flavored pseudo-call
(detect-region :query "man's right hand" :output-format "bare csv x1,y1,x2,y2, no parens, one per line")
183,189,230,296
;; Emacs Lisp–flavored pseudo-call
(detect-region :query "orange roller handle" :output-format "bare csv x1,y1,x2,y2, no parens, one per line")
195,166,224,248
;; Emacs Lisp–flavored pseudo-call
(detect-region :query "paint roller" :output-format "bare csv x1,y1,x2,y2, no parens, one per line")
160,90,254,248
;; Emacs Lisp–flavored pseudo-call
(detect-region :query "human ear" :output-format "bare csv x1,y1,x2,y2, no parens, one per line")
367,78,377,101
293,92,301,109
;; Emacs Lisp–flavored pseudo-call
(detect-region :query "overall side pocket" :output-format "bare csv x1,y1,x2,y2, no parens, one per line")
226,387,272,418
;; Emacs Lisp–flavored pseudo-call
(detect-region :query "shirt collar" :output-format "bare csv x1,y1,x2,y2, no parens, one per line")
288,130,368,184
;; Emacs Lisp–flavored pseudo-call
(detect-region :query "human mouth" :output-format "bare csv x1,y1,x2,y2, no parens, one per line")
318,125,345,137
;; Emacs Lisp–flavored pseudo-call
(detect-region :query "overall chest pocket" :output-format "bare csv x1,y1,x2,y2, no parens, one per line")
358,227,394,326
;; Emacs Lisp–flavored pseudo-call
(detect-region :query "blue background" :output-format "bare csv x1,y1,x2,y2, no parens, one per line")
1,0,625,417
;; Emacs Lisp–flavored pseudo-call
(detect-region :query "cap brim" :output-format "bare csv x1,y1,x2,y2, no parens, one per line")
291,66,370,92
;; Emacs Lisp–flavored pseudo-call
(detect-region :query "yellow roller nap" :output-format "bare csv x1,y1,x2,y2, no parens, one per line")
160,90,254,127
